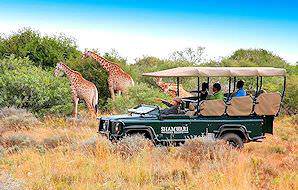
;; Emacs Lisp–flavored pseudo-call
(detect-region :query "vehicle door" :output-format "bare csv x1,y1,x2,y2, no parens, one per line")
156,115,191,141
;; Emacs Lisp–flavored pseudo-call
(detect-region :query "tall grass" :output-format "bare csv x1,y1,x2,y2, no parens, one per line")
0,113,297,190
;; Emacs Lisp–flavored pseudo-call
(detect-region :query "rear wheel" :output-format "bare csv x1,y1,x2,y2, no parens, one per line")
220,133,244,148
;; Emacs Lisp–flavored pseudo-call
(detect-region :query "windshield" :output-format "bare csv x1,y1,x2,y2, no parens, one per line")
128,105,158,114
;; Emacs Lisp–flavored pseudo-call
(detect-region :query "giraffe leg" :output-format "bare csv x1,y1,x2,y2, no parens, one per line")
72,97,79,118
117,91,121,96
86,102,96,117
109,86,116,100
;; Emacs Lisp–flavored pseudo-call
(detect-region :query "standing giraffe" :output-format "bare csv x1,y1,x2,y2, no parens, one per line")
155,77,192,98
83,51,134,100
54,62,98,118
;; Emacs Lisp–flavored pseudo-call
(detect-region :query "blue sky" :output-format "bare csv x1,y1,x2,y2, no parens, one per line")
0,0,297,63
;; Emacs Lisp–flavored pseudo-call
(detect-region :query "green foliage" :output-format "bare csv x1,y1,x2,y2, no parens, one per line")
283,76,298,114
106,83,171,113
220,49,288,67
0,56,72,115
133,56,197,90
0,28,81,67
170,46,206,64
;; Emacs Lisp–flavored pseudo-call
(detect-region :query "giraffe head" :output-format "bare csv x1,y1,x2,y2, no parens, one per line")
83,50,92,59
54,62,63,76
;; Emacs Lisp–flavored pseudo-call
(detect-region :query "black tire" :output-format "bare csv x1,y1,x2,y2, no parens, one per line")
220,133,244,148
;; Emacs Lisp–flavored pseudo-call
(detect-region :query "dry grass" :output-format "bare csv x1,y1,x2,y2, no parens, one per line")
0,112,297,190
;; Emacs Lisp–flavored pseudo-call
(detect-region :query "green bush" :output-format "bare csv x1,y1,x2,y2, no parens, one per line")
106,83,171,113
0,56,72,115
283,76,298,114
0,28,81,68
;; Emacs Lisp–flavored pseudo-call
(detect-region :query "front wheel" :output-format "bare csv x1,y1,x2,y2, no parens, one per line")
220,133,244,148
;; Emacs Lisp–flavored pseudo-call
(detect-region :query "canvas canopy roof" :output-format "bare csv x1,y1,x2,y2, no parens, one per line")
143,67,286,77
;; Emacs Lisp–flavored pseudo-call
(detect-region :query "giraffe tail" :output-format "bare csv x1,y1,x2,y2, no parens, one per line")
93,87,99,115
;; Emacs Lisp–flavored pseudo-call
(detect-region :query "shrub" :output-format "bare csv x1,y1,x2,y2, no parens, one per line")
176,137,237,165
283,75,298,115
43,135,72,149
0,107,39,130
0,28,81,68
0,56,72,115
113,135,154,158
106,82,171,113
3,134,36,148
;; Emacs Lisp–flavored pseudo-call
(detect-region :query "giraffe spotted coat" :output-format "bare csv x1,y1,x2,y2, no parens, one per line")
83,51,134,100
54,62,98,118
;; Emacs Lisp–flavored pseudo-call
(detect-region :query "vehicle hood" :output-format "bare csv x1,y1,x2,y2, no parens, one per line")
98,114,157,121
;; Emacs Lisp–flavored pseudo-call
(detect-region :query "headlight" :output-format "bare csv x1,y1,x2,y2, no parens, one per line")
113,122,123,134
101,120,109,131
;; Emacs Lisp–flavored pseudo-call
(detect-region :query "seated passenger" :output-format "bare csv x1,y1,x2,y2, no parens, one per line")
157,98,183,115
234,80,247,97
199,82,209,101
208,83,224,100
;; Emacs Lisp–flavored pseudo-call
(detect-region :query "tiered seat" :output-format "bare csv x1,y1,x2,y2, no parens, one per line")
226,96,254,116
254,92,282,116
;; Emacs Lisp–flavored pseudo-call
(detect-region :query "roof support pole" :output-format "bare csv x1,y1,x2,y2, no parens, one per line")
233,77,236,92
281,76,286,102
176,77,180,97
207,77,210,87
228,77,232,101
197,77,200,102
259,76,263,92
254,76,259,101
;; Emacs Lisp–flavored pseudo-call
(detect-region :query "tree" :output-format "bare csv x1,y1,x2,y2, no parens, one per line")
0,28,81,68
223,49,288,67
170,47,206,64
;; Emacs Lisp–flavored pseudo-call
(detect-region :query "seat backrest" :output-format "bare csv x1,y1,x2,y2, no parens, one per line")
199,100,226,116
226,96,253,116
254,92,281,116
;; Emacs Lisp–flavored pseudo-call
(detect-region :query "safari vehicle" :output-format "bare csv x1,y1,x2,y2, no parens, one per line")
98,67,286,148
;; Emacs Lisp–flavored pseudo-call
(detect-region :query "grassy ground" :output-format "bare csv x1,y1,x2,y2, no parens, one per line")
0,108,297,190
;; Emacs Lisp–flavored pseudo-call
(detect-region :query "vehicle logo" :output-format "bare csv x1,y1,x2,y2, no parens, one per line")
161,125,189,134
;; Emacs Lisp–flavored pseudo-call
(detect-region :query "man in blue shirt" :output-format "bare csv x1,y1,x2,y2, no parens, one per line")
234,80,246,97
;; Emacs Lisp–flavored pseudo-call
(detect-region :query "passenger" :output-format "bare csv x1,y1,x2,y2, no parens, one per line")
234,80,247,97
208,83,225,100
199,82,209,101
157,97,183,115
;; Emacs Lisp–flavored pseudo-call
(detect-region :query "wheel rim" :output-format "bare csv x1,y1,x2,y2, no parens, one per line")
227,140,238,147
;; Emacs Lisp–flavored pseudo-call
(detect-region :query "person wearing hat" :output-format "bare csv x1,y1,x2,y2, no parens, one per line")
208,82,225,100
156,97,183,115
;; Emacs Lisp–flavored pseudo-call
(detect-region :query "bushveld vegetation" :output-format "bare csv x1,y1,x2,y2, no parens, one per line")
0,28,297,115
0,107,297,189
0,28,297,189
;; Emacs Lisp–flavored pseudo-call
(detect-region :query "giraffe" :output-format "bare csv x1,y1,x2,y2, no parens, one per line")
155,77,192,98
83,51,134,100
54,62,98,118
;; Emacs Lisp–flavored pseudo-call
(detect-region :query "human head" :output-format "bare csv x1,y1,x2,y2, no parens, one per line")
236,80,244,89
212,83,221,93
201,82,209,91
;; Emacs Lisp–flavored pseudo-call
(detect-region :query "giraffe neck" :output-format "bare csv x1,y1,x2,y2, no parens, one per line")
60,64,78,82
89,52,113,72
